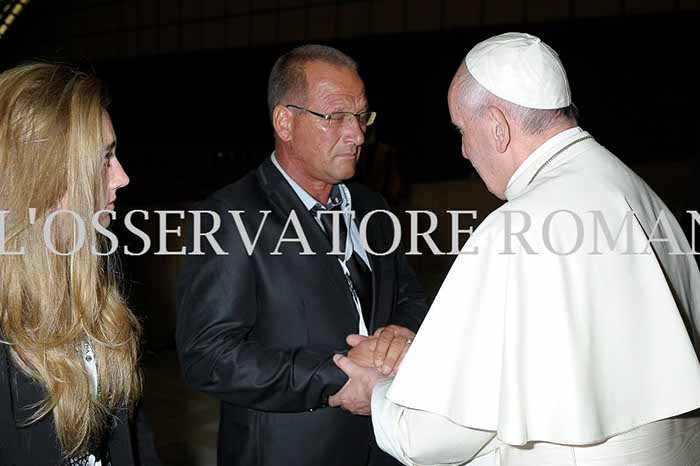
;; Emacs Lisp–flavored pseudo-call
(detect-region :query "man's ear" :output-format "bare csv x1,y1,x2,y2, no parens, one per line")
272,105,293,142
487,106,511,153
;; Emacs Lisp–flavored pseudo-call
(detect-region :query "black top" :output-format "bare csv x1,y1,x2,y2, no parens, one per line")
0,340,161,466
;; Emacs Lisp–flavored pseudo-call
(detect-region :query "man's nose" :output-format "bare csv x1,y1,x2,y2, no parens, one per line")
345,117,365,147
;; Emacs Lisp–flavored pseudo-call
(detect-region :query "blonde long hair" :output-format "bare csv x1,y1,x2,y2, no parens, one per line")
0,63,142,456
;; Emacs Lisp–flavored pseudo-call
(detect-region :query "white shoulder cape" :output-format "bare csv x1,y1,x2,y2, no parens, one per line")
388,131,700,446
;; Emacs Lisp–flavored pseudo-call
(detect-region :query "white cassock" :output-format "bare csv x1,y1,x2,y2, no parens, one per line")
372,127,700,465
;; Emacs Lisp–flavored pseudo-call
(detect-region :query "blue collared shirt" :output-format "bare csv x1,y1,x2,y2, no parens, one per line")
271,153,371,268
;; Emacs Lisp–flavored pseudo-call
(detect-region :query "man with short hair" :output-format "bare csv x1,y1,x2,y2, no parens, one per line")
330,32,700,465
176,44,427,466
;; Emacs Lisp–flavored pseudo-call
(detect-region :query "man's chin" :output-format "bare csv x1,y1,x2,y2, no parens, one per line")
333,156,358,179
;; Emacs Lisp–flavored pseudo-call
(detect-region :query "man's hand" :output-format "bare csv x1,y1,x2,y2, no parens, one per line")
346,335,377,368
328,354,388,415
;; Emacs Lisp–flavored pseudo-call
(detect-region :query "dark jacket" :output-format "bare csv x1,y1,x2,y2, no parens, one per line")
0,341,161,466
176,157,428,466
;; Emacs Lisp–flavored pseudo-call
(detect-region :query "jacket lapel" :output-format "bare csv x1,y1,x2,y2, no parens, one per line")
350,189,382,333
2,344,45,427
108,408,135,466
256,158,358,326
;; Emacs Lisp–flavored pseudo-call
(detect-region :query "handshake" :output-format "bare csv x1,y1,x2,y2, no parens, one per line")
329,324,415,416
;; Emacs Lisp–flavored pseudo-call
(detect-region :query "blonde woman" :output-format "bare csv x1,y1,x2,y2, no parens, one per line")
0,63,156,465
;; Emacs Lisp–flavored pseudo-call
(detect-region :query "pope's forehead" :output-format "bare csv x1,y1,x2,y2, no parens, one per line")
447,75,463,106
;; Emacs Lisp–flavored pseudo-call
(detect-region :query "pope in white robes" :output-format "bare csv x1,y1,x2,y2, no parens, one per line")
329,32,700,465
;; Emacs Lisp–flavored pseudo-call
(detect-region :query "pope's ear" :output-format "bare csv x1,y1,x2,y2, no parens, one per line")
272,105,293,142
487,106,511,153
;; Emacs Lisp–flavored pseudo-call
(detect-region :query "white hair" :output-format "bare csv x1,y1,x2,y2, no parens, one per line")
457,65,578,135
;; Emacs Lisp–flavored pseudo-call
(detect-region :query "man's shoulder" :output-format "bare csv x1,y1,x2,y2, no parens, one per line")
345,181,386,209
199,169,266,211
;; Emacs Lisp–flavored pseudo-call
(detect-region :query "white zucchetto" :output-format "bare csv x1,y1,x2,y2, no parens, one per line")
465,32,572,110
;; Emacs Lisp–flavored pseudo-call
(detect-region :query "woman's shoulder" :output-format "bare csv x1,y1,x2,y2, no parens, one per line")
0,344,66,464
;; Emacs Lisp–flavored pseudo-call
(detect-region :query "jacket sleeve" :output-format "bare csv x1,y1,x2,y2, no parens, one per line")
389,239,429,334
379,197,429,334
175,198,347,412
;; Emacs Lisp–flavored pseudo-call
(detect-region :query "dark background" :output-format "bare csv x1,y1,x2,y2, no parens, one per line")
2,1,699,463
2,1,699,205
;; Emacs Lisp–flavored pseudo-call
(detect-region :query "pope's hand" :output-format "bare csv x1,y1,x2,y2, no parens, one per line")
372,325,415,376
329,354,387,416
346,327,414,377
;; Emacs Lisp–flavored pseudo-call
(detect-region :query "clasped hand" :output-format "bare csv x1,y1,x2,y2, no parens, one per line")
328,325,415,415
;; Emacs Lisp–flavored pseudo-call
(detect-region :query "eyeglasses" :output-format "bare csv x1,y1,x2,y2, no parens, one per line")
285,104,377,127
